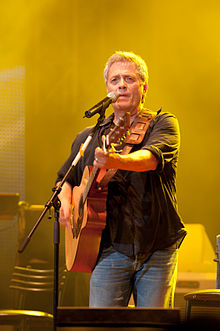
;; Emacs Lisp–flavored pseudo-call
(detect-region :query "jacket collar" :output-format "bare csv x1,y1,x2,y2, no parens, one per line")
99,113,115,127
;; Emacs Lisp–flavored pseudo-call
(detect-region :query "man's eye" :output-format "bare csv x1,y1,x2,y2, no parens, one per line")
125,77,135,83
111,78,118,84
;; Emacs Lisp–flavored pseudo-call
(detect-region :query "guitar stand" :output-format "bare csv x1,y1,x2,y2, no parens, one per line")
18,109,107,331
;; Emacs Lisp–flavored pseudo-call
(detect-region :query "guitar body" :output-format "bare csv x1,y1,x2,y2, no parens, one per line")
65,112,130,273
65,166,107,273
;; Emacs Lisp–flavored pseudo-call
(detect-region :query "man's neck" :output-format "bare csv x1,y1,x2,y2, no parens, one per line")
113,107,143,126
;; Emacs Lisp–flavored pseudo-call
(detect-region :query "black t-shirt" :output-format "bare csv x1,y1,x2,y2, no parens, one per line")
56,110,186,262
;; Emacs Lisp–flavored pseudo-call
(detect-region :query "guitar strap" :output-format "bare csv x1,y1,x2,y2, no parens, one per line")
97,110,157,190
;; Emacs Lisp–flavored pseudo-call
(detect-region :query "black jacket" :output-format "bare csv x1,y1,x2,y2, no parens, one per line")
56,110,186,262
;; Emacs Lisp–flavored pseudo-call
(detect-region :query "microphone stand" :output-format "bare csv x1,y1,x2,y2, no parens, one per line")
18,109,106,331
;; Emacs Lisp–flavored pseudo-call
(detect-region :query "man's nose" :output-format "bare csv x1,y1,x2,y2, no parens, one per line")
118,77,127,90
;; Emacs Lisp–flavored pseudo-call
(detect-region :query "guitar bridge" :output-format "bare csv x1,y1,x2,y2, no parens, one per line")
75,215,83,239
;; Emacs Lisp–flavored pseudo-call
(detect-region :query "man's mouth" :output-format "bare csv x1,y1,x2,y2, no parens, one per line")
118,94,129,98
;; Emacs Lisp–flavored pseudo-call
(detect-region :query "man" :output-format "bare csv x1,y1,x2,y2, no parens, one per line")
56,51,186,308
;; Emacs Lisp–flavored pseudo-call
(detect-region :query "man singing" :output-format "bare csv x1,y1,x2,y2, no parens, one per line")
56,51,186,307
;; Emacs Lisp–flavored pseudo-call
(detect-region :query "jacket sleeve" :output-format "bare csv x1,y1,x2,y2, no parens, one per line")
142,112,180,171
56,127,92,187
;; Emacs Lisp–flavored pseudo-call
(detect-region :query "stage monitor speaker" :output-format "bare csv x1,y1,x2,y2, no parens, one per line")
0,193,19,218
0,193,20,309
175,223,217,319
56,307,180,329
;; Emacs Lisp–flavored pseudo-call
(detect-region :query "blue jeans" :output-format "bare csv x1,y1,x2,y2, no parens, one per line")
90,246,178,307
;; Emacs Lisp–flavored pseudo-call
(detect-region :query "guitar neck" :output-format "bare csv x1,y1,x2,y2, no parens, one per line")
81,113,130,207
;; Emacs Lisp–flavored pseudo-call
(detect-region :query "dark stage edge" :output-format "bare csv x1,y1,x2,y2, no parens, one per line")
56,307,180,327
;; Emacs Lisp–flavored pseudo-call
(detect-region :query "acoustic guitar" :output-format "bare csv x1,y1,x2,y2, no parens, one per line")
65,113,130,273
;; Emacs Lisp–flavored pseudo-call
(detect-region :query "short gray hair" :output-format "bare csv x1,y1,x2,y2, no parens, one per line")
104,51,148,85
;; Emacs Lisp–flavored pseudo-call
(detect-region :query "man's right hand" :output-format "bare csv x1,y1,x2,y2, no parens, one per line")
59,199,72,228
57,181,72,228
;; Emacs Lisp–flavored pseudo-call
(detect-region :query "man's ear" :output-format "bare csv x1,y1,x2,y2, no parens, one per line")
141,83,148,103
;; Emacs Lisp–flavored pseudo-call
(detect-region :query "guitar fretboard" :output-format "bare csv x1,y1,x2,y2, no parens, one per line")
82,166,99,205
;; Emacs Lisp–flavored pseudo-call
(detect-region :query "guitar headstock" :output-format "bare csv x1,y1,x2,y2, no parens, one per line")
104,112,130,152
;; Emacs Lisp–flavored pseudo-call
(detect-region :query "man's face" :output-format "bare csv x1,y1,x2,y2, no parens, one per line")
106,61,147,114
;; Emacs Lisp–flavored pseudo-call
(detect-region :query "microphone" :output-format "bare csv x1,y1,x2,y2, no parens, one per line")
84,92,119,118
